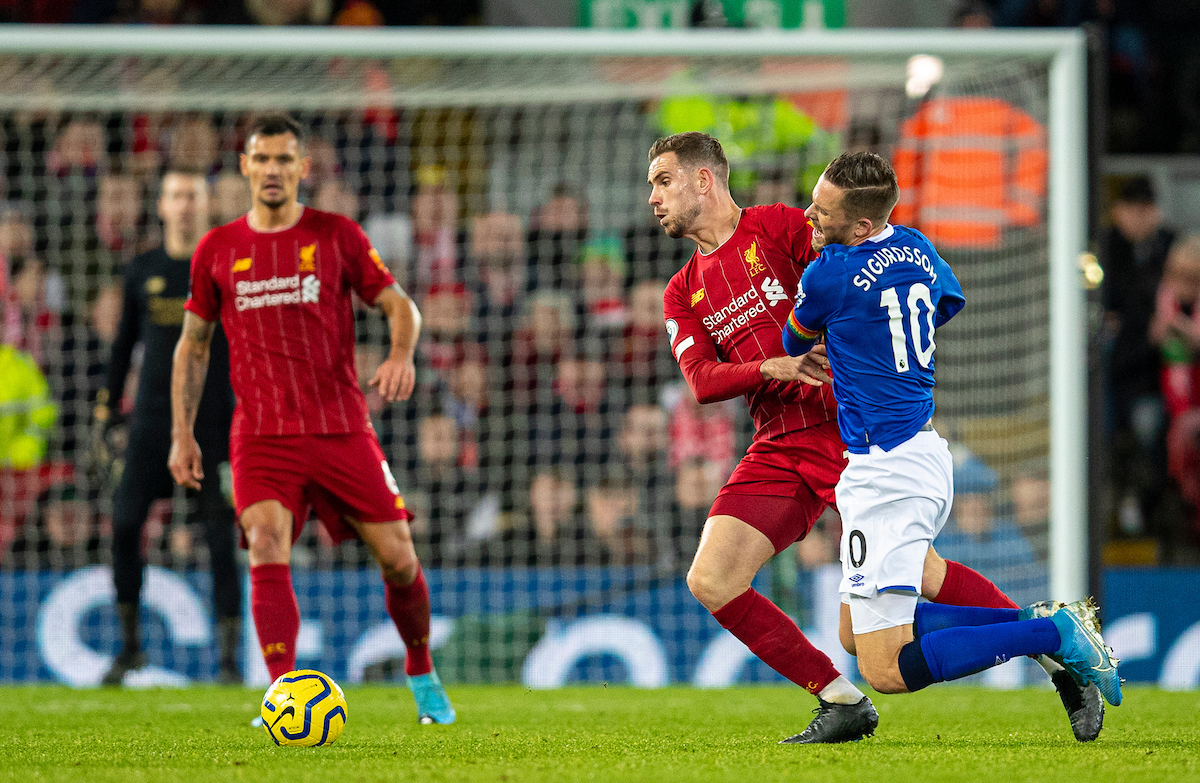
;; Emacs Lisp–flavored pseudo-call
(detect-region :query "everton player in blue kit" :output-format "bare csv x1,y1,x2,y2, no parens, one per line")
782,153,1122,728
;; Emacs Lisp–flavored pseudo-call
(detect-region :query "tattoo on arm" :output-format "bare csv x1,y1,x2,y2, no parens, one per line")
172,313,215,434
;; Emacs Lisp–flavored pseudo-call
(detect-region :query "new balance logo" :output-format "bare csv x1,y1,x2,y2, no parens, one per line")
301,274,320,303
761,277,789,307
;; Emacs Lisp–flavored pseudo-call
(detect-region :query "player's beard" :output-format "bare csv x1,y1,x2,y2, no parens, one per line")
664,199,701,239
257,191,288,209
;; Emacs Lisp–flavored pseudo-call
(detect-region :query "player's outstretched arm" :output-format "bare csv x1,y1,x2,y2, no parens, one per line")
169,311,214,490
370,285,421,403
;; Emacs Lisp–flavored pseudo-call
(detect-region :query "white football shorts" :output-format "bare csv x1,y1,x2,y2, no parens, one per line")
836,429,954,634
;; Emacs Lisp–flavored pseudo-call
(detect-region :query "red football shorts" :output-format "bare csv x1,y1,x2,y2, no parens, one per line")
229,431,412,545
709,420,847,554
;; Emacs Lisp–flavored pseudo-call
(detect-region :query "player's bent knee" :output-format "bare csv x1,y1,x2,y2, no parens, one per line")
686,565,733,612
857,660,908,694
380,550,419,586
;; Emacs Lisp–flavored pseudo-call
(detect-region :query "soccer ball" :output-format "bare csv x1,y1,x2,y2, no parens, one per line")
260,669,348,747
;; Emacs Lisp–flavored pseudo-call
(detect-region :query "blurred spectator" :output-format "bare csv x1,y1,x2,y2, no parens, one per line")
0,344,57,470
441,348,488,471
211,171,250,226
334,0,385,25
243,0,331,25
13,483,104,568
674,455,726,511
950,0,995,27
414,409,490,566
304,136,343,191
3,257,61,365
510,291,575,397
46,117,105,176
1103,176,1175,536
528,183,588,291
95,173,143,254
1150,235,1200,540
137,0,203,24
935,451,1042,605
468,211,525,335
586,477,658,566
411,165,458,290
555,356,606,414
796,507,840,569
526,468,593,565
314,179,359,220
579,236,627,330
418,413,459,475
0,205,34,262
620,278,668,393
1012,467,1050,532
168,116,219,175
422,284,473,373
89,283,122,344
666,384,736,478
46,285,117,459
892,89,1046,249
76,0,206,24
124,111,170,179
618,403,668,468
672,454,727,561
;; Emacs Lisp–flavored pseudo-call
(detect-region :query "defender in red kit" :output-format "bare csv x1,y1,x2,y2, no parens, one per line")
169,115,454,725
650,132,1079,743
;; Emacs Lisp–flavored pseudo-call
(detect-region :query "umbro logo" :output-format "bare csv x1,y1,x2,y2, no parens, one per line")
301,274,320,303
849,574,865,584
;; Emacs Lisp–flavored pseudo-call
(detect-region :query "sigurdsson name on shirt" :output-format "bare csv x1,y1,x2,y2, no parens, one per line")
851,245,938,292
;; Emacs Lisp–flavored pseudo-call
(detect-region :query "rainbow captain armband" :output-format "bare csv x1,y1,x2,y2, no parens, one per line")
782,309,820,357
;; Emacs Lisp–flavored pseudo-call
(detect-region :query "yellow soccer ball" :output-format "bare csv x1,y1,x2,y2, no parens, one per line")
260,669,348,747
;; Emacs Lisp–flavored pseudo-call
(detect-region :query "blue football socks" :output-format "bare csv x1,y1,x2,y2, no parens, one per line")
913,603,1019,638
899,618,1061,691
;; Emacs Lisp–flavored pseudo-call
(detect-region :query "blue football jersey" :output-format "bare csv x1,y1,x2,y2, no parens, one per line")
783,224,964,452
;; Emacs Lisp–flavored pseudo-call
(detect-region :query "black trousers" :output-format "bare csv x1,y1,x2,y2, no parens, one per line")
111,420,240,620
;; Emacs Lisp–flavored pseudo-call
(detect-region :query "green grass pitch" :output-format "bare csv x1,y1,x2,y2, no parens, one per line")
0,685,1195,782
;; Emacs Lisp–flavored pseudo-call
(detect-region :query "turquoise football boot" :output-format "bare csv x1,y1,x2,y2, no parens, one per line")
1049,599,1123,707
408,671,456,725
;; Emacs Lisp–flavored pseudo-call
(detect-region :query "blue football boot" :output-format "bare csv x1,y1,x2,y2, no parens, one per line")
1048,599,1123,707
408,671,456,725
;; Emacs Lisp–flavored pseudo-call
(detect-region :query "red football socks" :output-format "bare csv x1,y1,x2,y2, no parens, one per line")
250,563,300,681
934,559,1020,610
712,588,840,694
385,567,434,677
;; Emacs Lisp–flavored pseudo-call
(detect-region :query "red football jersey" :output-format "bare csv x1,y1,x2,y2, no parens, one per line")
185,207,395,438
663,204,836,441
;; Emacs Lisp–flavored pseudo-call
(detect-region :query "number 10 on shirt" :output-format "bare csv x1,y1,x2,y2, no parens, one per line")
878,284,936,374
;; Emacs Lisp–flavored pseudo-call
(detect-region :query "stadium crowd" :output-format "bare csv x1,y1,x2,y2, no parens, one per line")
0,108,728,575
0,105,1063,601
0,0,1193,155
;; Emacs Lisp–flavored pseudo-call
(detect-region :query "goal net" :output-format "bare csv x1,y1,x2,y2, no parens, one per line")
0,29,1082,687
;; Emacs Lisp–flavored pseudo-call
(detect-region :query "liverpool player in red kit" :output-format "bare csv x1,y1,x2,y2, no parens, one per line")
650,132,1097,743
169,115,454,725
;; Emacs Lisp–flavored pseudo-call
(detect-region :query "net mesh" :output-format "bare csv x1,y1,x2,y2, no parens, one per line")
0,45,1052,687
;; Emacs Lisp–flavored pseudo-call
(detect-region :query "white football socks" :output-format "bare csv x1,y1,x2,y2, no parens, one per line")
818,675,866,705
